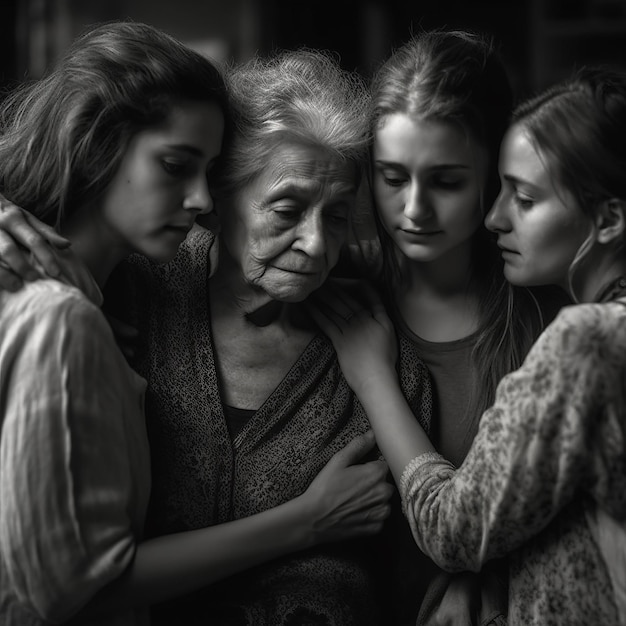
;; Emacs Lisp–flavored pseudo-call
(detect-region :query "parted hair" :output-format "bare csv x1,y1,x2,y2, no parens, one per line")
0,20,228,228
369,29,545,434
370,29,512,210
513,66,626,297
211,48,371,197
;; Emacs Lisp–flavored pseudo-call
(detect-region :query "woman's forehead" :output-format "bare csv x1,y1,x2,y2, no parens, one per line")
261,142,358,190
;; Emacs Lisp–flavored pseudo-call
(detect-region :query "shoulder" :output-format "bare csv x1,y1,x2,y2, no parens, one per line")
538,300,626,354
124,226,216,287
167,226,217,273
1,278,102,326
1,278,112,361
515,301,626,397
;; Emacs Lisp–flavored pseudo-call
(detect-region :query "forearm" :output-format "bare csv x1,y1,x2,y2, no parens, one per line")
353,370,435,485
82,493,315,614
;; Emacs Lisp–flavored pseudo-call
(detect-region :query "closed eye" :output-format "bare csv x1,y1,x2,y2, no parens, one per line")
162,159,189,176
375,164,408,187
431,176,466,190
513,192,534,209
273,206,302,221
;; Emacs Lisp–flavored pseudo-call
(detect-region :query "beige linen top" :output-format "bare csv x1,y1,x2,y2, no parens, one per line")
0,257,151,626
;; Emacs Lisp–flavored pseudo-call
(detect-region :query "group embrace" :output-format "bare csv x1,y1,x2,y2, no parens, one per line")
0,19,624,626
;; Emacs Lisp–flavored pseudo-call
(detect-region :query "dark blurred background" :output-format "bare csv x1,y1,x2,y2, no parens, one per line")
2,0,626,101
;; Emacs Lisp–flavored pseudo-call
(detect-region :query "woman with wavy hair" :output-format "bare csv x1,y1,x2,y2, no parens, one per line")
341,29,558,625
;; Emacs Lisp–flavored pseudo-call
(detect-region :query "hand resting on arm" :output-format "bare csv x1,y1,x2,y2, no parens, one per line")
308,279,436,484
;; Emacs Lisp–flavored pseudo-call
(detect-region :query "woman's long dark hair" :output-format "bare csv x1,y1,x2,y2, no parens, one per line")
0,20,228,229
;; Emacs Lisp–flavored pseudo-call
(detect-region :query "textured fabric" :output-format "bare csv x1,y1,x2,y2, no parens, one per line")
0,254,151,626
395,318,477,468
586,506,626,624
400,300,626,625
389,321,508,626
114,229,433,625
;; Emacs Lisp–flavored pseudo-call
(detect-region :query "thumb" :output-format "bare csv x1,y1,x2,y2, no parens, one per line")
306,299,340,338
25,213,71,248
326,430,377,469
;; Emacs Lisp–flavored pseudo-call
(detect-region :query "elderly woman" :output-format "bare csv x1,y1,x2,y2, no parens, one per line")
124,50,431,625
0,49,432,625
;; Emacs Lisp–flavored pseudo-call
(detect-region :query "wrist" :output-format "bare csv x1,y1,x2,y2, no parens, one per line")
348,364,399,400
286,493,319,550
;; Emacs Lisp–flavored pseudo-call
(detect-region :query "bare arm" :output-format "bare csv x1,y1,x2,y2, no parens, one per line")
86,430,391,614
308,280,435,485
1,289,393,622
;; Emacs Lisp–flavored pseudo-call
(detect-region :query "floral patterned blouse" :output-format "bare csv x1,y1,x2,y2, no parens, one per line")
400,299,626,625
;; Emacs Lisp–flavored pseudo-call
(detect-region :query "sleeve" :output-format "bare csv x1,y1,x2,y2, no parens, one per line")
0,291,139,622
399,305,612,572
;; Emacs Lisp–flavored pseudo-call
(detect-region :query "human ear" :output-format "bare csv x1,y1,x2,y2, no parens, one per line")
596,198,626,245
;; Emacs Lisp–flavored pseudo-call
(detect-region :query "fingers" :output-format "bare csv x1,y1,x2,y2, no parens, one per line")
340,459,393,509
339,472,395,537
351,503,393,537
0,196,70,248
0,200,69,279
325,430,377,469
306,301,333,335
318,279,363,320
359,281,389,318
306,437,395,542
307,297,350,336
0,262,24,292
313,278,389,329
23,212,71,248
0,231,40,282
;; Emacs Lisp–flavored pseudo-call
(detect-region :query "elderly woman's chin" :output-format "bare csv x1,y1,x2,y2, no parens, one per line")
259,272,327,303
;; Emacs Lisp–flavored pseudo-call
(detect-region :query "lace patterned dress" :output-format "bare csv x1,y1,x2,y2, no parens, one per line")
112,229,433,626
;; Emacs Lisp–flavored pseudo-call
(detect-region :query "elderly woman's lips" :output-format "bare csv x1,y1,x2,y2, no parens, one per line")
274,266,320,275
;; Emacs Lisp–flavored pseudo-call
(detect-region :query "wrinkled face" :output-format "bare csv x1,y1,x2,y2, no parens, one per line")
218,141,357,302
100,99,224,263
485,123,592,289
372,113,486,264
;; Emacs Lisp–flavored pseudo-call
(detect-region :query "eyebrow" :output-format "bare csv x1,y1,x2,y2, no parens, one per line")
375,159,471,171
270,181,356,199
162,144,205,158
502,173,533,187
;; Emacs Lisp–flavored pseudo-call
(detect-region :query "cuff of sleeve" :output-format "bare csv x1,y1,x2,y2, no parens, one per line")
399,451,447,500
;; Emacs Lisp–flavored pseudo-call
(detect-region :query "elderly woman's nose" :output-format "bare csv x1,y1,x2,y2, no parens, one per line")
294,212,326,256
